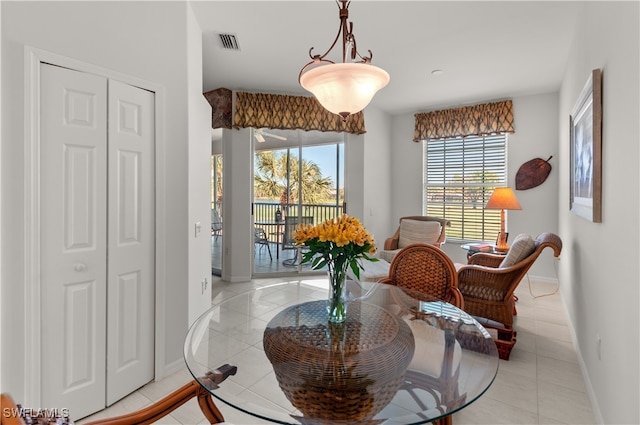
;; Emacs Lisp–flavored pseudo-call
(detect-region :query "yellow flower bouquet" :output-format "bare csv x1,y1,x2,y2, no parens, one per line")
295,214,378,322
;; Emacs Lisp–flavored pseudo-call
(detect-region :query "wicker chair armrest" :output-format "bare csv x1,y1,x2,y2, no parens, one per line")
1,394,25,425
458,264,515,279
466,253,504,267
457,265,519,301
535,232,563,257
383,236,399,250
449,286,465,310
83,380,224,425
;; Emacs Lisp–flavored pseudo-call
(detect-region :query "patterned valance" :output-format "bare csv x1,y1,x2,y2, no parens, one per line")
233,91,366,135
413,99,515,142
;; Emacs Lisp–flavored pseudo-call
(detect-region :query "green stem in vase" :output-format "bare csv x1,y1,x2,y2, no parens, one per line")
328,260,348,323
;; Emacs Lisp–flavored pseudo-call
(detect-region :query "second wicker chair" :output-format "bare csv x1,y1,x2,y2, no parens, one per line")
380,243,463,308
457,232,562,330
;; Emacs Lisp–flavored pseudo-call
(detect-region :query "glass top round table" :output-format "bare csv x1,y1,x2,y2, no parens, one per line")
184,279,499,425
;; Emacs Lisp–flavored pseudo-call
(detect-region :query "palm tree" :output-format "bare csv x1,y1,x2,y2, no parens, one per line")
254,150,334,204
211,154,223,208
254,150,286,199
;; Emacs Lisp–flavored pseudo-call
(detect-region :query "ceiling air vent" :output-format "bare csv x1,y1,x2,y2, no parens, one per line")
218,33,240,51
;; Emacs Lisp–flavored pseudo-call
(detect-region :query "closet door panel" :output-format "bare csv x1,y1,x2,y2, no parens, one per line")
40,63,108,419
106,80,155,405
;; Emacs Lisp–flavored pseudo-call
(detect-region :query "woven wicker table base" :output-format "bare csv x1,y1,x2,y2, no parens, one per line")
263,300,415,422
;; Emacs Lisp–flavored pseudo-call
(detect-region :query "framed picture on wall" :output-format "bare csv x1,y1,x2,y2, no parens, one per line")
570,68,602,222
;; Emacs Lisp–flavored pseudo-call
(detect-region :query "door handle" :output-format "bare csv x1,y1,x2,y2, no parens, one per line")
74,263,87,272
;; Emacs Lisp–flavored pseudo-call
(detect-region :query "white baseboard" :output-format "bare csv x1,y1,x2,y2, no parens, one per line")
156,357,185,382
559,295,604,424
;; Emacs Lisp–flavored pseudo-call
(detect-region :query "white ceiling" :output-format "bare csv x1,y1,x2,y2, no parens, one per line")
193,0,581,118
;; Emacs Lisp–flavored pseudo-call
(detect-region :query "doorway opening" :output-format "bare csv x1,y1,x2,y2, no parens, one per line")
251,129,345,276
211,151,223,276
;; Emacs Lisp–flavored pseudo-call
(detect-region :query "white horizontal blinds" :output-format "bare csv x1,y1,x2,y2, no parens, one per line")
425,134,506,241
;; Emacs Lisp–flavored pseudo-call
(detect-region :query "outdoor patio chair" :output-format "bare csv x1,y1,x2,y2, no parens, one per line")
281,215,313,267
254,227,272,261
211,208,222,241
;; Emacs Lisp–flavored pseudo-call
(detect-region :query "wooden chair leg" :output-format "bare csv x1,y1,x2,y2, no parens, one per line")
196,385,225,424
83,380,224,425
432,414,453,425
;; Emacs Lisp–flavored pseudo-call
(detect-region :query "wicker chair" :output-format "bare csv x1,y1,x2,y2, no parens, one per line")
1,381,225,425
381,216,451,263
379,244,464,425
380,243,463,309
457,232,562,330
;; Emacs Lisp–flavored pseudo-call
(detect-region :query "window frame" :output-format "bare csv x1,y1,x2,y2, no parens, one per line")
423,134,508,243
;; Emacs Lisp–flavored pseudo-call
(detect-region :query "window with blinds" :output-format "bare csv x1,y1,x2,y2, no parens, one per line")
423,134,507,241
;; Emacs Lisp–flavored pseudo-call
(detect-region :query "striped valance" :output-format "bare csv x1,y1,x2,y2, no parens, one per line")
233,91,366,135
414,99,515,141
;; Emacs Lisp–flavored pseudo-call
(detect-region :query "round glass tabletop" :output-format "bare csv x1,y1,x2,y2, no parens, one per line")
184,279,499,424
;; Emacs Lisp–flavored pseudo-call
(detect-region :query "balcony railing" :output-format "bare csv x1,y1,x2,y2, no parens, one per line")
253,202,344,225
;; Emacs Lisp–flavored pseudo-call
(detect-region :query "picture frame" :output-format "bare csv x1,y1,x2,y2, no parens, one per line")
570,68,602,222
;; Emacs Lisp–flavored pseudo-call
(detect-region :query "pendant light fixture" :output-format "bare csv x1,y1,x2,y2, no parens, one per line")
298,0,390,121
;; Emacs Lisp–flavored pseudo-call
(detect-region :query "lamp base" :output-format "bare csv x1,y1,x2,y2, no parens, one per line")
495,232,509,252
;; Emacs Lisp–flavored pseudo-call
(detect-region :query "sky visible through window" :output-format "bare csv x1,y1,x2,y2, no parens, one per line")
303,144,344,190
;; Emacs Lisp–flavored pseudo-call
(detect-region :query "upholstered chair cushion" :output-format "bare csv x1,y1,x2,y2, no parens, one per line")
398,220,442,249
500,233,535,268
380,249,400,263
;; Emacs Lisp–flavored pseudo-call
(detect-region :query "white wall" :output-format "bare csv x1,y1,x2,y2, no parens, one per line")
360,105,392,250
344,132,365,222
389,113,425,219
388,94,561,278
558,2,639,423
187,6,213,325
0,2,3,394
1,1,196,401
221,127,254,282
507,93,560,278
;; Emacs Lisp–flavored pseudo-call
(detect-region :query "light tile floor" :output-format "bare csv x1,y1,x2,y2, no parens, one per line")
79,277,596,425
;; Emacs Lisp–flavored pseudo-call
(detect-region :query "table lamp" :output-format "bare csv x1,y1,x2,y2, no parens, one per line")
485,187,522,252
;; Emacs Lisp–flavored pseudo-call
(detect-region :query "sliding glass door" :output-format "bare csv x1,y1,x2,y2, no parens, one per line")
253,129,344,276
211,134,223,276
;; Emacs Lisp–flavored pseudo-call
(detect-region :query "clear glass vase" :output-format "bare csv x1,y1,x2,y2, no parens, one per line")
327,262,349,323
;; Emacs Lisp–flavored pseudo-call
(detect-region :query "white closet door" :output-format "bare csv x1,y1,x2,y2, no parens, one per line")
105,80,155,405
40,64,155,418
40,64,108,418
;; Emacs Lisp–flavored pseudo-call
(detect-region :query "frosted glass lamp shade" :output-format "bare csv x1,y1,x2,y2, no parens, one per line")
300,62,390,119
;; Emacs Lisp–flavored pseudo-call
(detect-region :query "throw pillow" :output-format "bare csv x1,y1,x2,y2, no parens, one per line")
398,220,442,248
500,234,535,268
